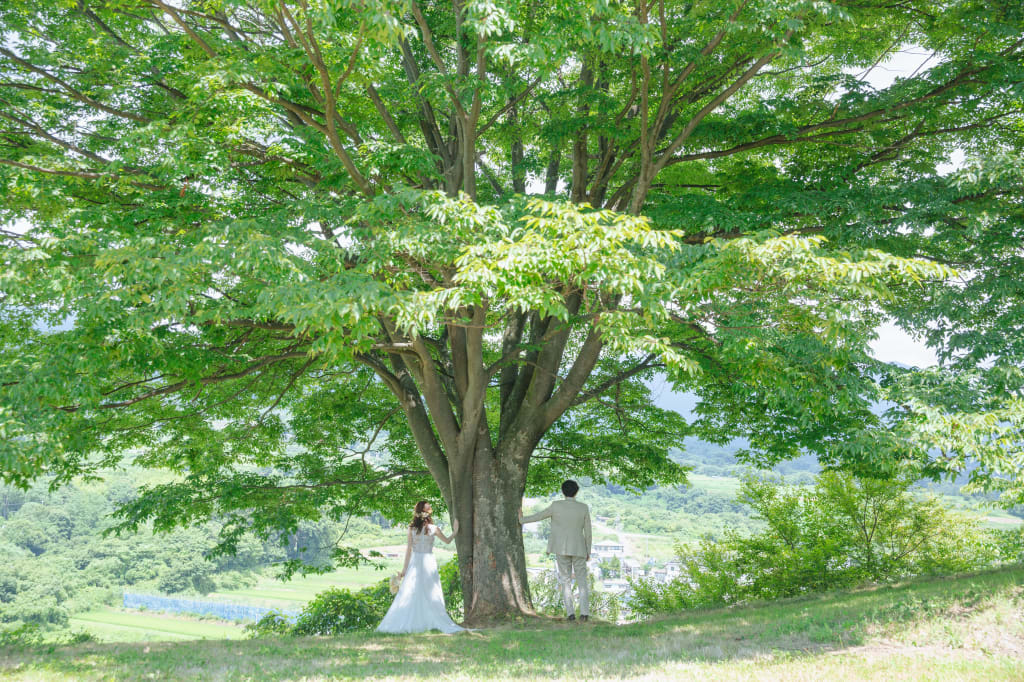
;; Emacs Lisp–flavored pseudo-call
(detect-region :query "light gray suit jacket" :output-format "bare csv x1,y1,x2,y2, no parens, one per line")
522,498,592,557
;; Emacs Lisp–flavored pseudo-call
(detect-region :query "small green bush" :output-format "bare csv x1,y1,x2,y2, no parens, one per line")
244,610,293,638
0,623,96,649
61,630,96,645
292,587,384,635
529,568,621,622
0,597,69,627
247,580,393,637
354,579,395,621
0,622,44,648
993,527,1024,564
438,557,463,621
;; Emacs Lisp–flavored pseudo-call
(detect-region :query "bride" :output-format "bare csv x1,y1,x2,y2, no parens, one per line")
376,501,465,634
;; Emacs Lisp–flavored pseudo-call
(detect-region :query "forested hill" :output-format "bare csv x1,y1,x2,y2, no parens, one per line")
649,379,828,480
669,437,821,481
0,468,361,629
652,379,992,497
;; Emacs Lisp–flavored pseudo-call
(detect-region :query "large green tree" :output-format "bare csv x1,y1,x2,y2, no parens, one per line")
1,0,1022,622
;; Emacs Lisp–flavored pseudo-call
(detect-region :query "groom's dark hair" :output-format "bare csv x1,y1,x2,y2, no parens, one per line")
561,480,579,497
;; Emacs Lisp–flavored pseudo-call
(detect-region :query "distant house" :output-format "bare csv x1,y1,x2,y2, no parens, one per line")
651,568,667,583
593,542,625,557
601,579,630,593
625,559,645,579
665,561,682,578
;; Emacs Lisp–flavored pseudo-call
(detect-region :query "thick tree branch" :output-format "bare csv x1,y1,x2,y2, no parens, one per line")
542,327,604,429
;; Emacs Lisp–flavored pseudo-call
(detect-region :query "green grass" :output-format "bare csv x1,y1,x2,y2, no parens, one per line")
66,607,246,643
981,509,1024,528
5,565,1022,681
686,474,743,496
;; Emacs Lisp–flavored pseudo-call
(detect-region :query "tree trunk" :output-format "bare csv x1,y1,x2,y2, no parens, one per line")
452,434,535,624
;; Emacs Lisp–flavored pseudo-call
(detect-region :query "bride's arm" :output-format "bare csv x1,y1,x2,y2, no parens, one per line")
433,519,460,544
399,527,412,577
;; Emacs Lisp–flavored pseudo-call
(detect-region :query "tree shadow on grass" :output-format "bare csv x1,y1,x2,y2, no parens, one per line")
2,567,1021,681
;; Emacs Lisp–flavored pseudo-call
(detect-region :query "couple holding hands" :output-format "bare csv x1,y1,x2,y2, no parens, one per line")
376,480,593,633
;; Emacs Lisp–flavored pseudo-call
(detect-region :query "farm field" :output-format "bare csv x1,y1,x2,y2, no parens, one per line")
8,565,1022,681
685,474,743,496
68,608,245,643
210,561,408,608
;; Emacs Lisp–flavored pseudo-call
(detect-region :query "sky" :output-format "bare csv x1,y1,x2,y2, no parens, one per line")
849,46,950,369
870,322,937,368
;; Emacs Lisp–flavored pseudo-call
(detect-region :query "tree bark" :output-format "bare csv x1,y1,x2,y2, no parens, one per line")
454,431,535,623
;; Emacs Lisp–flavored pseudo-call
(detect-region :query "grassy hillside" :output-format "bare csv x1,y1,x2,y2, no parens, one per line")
3,565,1021,681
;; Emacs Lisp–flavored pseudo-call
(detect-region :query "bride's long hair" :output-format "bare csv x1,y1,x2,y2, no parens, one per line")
410,500,433,534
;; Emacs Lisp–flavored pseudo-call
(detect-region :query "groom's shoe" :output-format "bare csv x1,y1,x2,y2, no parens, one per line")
579,615,589,623
566,614,576,622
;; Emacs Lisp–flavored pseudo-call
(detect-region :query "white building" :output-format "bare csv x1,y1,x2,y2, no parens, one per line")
593,542,625,557
601,579,630,593
621,558,643,580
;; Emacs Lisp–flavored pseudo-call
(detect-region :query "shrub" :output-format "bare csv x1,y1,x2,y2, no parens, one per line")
0,622,44,648
244,610,293,638
0,623,96,649
157,561,216,595
628,540,742,617
528,567,620,622
354,579,395,620
60,630,96,645
628,472,999,617
0,597,69,627
438,557,463,621
993,527,1024,564
214,571,258,591
64,586,119,616
290,582,390,635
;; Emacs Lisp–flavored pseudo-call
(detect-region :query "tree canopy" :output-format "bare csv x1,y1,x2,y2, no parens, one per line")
1,0,1022,620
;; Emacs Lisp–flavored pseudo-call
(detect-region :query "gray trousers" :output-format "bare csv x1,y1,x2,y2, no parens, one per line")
555,555,589,617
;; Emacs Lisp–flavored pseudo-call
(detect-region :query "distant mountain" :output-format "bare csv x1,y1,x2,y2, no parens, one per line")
648,376,818,478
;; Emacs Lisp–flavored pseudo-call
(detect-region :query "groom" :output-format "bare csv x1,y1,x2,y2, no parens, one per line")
519,480,593,622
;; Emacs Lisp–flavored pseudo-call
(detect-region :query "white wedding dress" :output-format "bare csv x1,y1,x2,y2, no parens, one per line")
376,524,465,634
